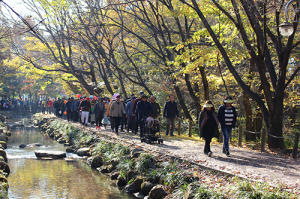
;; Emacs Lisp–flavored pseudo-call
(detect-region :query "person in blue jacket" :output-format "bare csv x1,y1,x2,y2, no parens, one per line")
217,96,237,156
136,95,154,138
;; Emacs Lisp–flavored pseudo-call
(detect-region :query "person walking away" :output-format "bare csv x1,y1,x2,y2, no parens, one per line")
65,98,72,122
110,95,125,135
136,95,154,138
93,98,105,130
149,96,160,119
106,98,116,132
132,91,144,134
126,96,136,133
163,94,179,136
198,101,220,157
217,96,237,156
42,99,46,114
79,97,91,126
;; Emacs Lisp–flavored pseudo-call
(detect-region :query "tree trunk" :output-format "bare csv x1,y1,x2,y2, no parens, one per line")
118,70,128,99
267,106,285,149
184,73,201,119
199,66,209,100
243,91,255,140
173,85,192,121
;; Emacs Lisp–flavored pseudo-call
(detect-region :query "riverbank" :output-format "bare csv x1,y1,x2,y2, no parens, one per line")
33,113,299,199
0,113,11,199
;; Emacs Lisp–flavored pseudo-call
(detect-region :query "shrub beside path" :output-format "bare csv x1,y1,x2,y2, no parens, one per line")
76,124,300,190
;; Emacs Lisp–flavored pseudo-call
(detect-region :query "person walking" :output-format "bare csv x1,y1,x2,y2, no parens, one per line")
47,98,53,114
136,95,154,138
110,95,125,135
125,96,136,133
163,94,179,136
71,98,79,122
79,97,91,126
217,96,237,156
65,98,72,122
106,98,116,132
93,98,105,130
198,100,220,157
149,96,160,119
132,91,144,134
41,99,46,114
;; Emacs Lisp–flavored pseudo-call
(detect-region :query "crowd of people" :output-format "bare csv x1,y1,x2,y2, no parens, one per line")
47,91,179,138
0,93,237,157
0,98,44,113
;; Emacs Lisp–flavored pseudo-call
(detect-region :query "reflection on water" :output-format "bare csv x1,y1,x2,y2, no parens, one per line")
6,121,133,199
8,159,130,199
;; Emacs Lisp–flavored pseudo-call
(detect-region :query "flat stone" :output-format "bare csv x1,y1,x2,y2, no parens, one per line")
35,150,66,159
19,144,27,148
76,147,90,156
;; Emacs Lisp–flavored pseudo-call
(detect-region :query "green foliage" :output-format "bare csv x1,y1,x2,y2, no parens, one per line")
134,153,156,173
117,158,134,173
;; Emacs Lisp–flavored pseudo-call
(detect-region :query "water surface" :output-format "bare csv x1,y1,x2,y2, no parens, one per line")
6,120,132,199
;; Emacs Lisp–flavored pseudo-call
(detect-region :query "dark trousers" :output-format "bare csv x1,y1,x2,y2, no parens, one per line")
204,136,212,153
42,107,46,114
73,111,78,122
56,108,60,117
67,111,72,122
96,116,104,127
120,114,127,131
166,118,175,133
113,117,122,134
127,116,135,132
110,116,115,131
134,115,139,133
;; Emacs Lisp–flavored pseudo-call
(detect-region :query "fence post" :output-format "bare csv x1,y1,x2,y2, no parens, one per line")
292,132,299,160
238,126,242,147
189,120,192,137
178,118,181,136
261,128,266,152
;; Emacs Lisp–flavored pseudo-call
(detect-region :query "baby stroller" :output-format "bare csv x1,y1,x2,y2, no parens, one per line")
141,116,163,144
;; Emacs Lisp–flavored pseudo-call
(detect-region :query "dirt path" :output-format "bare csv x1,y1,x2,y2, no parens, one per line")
75,123,300,190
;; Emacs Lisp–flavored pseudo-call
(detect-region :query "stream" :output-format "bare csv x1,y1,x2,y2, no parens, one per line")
5,116,133,199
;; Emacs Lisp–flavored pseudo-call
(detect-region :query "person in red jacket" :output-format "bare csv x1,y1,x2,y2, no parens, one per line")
47,98,53,114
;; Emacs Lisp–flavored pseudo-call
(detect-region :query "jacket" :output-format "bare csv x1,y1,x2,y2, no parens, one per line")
198,110,219,138
163,100,179,118
125,101,134,116
149,102,160,118
132,98,141,114
71,101,78,111
93,102,105,118
136,101,154,119
79,100,91,112
65,101,72,111
110,101,125,117
217,105,237,128
106,100,115,117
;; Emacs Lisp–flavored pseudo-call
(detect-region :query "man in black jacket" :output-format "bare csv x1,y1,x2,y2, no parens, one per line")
163,94,179,136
